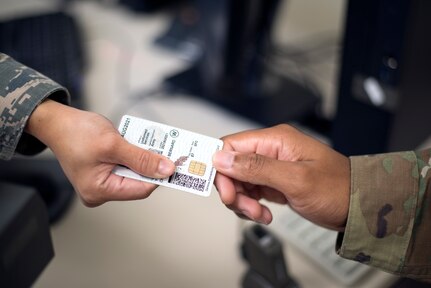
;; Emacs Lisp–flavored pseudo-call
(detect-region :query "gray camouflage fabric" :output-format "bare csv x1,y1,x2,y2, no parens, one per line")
338,149,431,281
0,53,69,160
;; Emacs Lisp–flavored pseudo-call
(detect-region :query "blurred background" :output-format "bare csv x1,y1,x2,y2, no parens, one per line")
0,0,430,287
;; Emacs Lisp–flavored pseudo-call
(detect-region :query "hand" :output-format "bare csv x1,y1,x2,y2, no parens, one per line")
213,124,350,231
26,100,175,207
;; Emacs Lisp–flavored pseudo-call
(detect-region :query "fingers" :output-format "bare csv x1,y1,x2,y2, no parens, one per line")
213,150,292,191
214,173,237,205
112,138,175,178
220,124,331,162
79,173,159,207
227,193,273,225
214,167,275,224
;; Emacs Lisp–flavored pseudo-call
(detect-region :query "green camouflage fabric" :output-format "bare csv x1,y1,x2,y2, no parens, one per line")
0,53,69,160
337,149,431,280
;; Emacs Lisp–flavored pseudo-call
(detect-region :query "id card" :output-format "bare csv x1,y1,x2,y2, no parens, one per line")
113,115,223,197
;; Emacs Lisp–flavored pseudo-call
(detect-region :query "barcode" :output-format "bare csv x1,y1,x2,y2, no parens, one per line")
169,172,206,192
149,148,163,155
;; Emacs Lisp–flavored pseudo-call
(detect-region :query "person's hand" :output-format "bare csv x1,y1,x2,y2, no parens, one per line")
213,124,350,231
26,99,175,207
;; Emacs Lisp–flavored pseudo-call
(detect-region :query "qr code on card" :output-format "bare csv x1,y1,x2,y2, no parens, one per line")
169,172,207,192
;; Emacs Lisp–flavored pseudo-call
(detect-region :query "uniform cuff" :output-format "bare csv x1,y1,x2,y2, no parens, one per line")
15,86,69,157
0,53,70,159
337,152,419,274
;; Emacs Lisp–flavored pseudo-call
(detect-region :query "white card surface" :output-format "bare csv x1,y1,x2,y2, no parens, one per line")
113,115,223,197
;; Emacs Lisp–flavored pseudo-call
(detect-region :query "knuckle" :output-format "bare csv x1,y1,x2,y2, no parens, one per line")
243,154,265,176
294,164,309,181
79,190,99,207
77,183,105,207
274,123,289,130
293,164,314,190
136,151,154,173
271,123,290,134
99,133,120,155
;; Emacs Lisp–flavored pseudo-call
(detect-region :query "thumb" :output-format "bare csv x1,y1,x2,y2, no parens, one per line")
213,150,291,189
112,138,175,178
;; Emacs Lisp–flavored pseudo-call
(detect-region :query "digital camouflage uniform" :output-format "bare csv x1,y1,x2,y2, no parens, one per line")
338,150,431,281
0,53,69,160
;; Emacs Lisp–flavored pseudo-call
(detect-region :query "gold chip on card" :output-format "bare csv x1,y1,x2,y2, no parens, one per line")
188,160,207,176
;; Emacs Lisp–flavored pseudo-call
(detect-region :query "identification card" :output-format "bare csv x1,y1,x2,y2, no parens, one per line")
113,115,223,197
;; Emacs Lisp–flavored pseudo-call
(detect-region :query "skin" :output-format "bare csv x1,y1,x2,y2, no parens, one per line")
213,124,350,231
25,99,175,207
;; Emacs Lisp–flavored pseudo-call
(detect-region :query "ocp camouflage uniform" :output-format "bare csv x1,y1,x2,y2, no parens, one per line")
0,53,69,160
338,150,431,281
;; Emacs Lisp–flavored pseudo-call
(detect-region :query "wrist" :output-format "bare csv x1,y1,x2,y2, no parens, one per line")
26,99,71,147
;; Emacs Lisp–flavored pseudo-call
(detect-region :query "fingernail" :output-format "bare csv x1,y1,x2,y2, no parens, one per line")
213,151,234,169
259,209,272,225
158,159,174,176
240,210,254,221
256,219,269,225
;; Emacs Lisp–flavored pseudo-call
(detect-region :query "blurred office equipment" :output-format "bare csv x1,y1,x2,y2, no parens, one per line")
0,10,83,223
241,224,300,288
119,0,180,13
270,208,370,286
158,0,431,155
0,182,54,288
0,159,74,224
0,11,86,109
332,0,431,155
154,2,202,62
163,0,322,127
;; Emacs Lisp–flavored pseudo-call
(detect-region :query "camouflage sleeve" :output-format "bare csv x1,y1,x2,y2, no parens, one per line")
336,149,431,280
0,53,70,160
